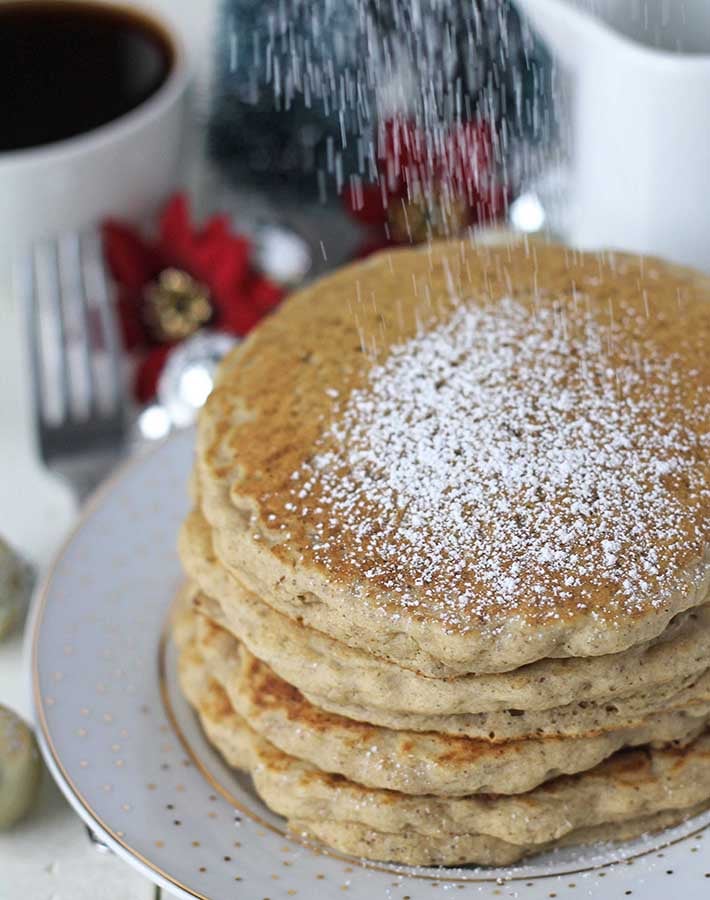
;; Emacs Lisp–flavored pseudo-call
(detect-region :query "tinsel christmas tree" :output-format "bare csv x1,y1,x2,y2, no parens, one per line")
208,0,553,198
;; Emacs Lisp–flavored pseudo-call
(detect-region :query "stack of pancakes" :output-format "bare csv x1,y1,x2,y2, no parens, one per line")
176,241,710,866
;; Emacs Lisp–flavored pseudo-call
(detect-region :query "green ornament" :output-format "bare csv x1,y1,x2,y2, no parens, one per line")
0,536,34,641
0,705,42,829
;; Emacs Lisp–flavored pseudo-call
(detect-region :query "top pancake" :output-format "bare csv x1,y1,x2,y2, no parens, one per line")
196,240,710,674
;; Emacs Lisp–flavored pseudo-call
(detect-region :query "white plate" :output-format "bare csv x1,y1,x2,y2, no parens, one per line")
31,430,710,899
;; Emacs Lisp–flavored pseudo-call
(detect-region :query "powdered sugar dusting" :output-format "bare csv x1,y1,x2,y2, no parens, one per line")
286,297,709,630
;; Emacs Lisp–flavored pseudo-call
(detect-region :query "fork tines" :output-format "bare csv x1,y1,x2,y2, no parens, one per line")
18,229,126,462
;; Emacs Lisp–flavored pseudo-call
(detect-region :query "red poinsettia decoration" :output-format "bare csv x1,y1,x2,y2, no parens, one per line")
343,117,509,256
103,194,283,402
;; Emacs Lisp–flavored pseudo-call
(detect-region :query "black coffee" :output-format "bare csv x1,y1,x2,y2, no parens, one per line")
0,1,174,152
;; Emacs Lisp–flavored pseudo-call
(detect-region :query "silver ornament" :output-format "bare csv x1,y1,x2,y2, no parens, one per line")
255,224,311,287
156,330,240,430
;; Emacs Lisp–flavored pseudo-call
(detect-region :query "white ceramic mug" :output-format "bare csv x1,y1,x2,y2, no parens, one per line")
0,0,191,255
515,0,710,271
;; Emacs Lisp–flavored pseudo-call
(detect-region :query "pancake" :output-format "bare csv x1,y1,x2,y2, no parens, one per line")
177,616,710,866
180,510,710,719
193,584,710,740
191,605,710,797
196,241,710,675
308,670,710,739
296,808,709,868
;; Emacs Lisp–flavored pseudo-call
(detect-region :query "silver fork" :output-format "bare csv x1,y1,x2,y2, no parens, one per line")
18,230,127,502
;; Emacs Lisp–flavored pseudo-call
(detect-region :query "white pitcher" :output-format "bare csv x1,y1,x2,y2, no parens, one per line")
514,0,710,270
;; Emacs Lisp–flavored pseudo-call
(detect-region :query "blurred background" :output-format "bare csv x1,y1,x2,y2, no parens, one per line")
1,0,709,895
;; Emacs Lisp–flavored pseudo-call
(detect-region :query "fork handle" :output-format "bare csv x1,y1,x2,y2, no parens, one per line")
53,451,126,504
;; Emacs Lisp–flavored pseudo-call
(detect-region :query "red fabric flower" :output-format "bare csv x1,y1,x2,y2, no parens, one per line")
135,345,174,405
342,181,389,226
102,194,284,401
344,117,509,256
381,117,495,197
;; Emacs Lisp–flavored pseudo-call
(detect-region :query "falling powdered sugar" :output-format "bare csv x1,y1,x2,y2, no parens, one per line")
288,297,709,630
